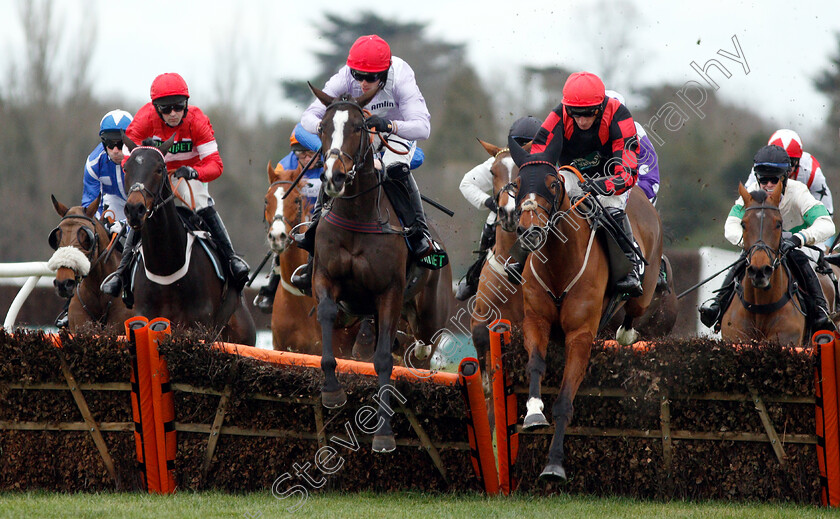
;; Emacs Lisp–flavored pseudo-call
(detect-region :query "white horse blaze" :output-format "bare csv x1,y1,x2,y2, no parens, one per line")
268,187,287,252
324,110,350,187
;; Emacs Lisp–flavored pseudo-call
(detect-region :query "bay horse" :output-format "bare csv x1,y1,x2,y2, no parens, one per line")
263,163,373,357
47,194,133,331
507,135,663,480
720,183,836,344
121,136,256,345
308,84,454,453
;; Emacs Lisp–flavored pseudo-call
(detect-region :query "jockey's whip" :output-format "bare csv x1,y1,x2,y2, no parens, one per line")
676,258,743,300
421,195,454,217
282,148,322,200
246,251,273,288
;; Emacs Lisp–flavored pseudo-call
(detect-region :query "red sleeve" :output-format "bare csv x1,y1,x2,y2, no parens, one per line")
603,103,638,194
530,107,563,155
186,108,223,183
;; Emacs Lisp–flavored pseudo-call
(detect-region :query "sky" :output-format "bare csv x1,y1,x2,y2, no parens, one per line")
1,0,839,141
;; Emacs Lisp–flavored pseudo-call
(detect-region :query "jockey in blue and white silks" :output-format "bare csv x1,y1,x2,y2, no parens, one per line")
82,109,133,224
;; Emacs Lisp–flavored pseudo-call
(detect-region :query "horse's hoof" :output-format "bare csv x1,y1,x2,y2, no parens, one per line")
372,435,396,453
539,464,567,481
321,389,347,409
616,325,639,346
523,412,549,430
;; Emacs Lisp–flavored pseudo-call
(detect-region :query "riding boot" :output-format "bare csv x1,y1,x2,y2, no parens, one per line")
657,256,669,291
383,165,434,258
698,254,746,329
456,223,496,301
101,227,139,301
293,192,324,254
253,256,280,313
198,206,250,290
789,249,835,331
606,207,643,297
54,297,71,329
290,255,313,295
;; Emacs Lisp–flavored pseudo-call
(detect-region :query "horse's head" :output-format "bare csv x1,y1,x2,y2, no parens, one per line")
308,82,379,197
739,182,784,289
264,163,313,254
122,134,177,229
478,139,527,233
507,134,566,252
47,194,107,297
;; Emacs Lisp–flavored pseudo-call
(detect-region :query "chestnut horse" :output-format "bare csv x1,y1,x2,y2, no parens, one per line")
308,84,453,453
508,136,663,480
47,195,133,330
121,136,256,345
721,183,836,344
263,163,373,357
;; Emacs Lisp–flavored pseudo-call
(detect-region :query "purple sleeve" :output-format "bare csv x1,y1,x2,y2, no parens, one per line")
636,133,660,201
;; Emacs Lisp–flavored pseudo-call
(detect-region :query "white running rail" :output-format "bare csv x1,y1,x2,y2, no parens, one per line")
1,262,54,329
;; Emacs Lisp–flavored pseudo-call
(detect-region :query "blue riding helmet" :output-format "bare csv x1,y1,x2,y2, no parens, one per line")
293,123,321,152
99,109,133,136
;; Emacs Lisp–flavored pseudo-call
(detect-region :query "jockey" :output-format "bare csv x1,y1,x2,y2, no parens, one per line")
748,129,833,216
252,124,324,312
101,72,250,301
604,90,660,205
83,109,134,225
57,109,135,329
698,144,835,332
292,34,438,293
454,116,542,301
508,72,644,297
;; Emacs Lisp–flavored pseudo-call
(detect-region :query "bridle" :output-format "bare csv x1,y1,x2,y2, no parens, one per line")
48,214,116,276
125,146,176,221
265,180,308,234
743,204,783,273
320,99,374,186
515,161,567,222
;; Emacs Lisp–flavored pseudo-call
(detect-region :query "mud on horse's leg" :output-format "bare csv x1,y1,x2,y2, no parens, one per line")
317,294,346,408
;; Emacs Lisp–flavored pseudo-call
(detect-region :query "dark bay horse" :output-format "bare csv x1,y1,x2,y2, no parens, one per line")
308,84,453,453
721,183,836,344
508,136,663,480
263,163,372,357
47,195,133,331
122,136,255,345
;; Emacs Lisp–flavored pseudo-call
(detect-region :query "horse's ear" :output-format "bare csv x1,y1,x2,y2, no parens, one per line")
738,182,751,205
122,131,137,152
507,135,530,167
267,162,280,184
478,139,501,158
769,182,783,206
159,133,176,155
308,81,334,107
51,194,69,217
355,82,381,108
85,195,101,218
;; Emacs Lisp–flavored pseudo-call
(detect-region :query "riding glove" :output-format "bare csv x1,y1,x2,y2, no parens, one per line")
578,178,612,196
484,196,498,212
173,166,199,181
365,115,393,133
780,234,802,254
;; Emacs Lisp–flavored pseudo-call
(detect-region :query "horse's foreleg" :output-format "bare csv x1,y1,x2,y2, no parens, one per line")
542,328,594,481
317,294,346,408
522,315,550,430
371,290,402,453
616,313,639,346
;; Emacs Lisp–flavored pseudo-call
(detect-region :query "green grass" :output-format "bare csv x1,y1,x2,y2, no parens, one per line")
0,491,834,519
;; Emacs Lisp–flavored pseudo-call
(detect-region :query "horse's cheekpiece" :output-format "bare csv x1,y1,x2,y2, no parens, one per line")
417,248,449,270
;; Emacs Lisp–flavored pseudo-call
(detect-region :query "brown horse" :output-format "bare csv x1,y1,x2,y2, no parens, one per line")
469,141,525,368
508,136,663,480
720,183,836,344
47,195,133,331
121,136,256,345
263,163,373,357
308,84,454,452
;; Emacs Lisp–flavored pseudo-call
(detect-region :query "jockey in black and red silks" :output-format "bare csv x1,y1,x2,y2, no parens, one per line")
527,71,644,296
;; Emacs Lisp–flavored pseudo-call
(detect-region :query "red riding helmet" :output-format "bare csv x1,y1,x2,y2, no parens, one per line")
346,35,391,73
767,129,803,159
562,72,606,107
150,73,190,101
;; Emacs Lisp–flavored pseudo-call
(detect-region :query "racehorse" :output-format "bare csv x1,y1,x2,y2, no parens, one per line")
507,135,663,480
47,195,133,331
720,183,836,344
263,162,373,357
307,83,454,452
469,141,525,367
121,136,256,345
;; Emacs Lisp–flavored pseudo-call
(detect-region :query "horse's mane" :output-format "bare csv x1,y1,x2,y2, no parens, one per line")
749,189,768,204
337,93,354,103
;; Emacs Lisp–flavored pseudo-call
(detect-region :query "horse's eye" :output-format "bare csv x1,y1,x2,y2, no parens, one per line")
775,222,782,229
740,221,746,229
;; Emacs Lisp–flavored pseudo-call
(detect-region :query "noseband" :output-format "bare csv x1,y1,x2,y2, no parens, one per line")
743,204,783,271
266,180,307,231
